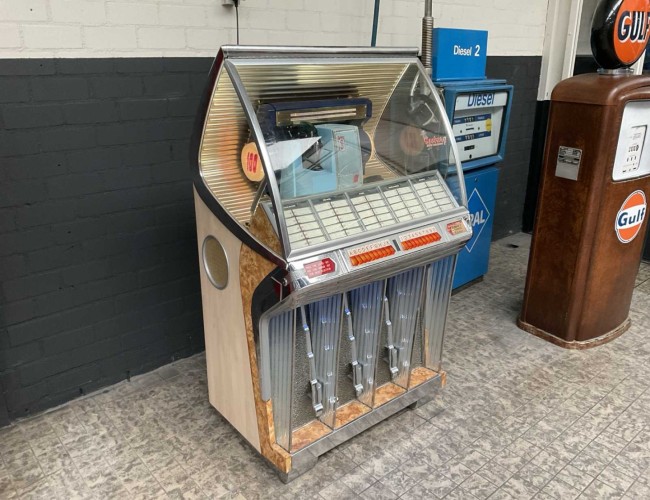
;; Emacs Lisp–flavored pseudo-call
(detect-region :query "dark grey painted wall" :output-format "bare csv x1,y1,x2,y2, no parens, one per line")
0,55,542,425
486,56,542,240
0,58,211,424
523,56,598,233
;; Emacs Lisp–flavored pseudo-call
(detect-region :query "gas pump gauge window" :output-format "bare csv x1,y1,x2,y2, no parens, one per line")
613,101,650,181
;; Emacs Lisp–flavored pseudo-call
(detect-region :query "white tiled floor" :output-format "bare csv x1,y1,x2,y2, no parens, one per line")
2,234,650,499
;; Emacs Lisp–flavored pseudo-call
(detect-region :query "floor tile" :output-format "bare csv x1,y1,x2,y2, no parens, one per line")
419,470,456,498
399,483,435,500
540,476,583,500
2,235,650,499
460,473,498,499
438,457,474,484
597,464,636,495
341,466,376,494
359,481,397,499
319,480,358,500
499,475,539,499
377,469,417,497
579,479,621,499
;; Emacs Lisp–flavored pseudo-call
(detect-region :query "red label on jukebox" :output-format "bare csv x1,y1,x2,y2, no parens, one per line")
241,142,265,182
303,257,336,278
616,190,647,243
446,220,467,236
614,0,650,65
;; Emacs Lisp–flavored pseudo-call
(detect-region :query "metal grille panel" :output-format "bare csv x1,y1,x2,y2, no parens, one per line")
423,256,456,372
348,282,385,407
260,258,454,451
308,296,343,428
385,268,425,388
267,310,294,451
199,72,256,224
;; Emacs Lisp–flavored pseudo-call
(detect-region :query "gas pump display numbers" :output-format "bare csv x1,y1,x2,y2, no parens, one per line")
453,91,508,163
621,126,646,175
613,101,650,182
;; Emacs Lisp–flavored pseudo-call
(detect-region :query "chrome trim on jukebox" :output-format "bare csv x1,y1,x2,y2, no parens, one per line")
223,61,289,259
423,255,456,372
414,58,468,207
221,45,420,59
281,372,443,483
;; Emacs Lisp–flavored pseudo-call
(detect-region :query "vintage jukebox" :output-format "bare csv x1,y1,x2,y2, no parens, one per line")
191,46,471,481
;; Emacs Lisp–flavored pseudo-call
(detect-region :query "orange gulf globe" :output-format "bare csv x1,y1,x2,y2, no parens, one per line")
614,0,650,65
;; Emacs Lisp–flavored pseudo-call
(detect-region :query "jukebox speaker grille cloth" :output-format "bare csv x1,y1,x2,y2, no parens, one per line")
262,256,455,452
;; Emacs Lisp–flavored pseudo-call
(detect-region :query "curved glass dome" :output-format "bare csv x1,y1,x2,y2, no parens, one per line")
196,47,467,262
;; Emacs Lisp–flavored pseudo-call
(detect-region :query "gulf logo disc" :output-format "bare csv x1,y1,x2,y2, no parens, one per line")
614,0,650,66
615,190,647,243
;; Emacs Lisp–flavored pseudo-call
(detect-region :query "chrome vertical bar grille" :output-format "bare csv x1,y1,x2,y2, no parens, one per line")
348,281,385,407
199,72,256,225
385,267,425,387
307,296,343,428
423,256,456,372
267,310,294,451
259,258,454,451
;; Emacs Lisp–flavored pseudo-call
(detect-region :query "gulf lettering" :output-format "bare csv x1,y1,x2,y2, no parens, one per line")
617,206,646,227
617,11,649,42
467,93,494,107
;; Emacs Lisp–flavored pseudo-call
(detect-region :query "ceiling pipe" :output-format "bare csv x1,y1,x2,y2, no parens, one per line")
371,0,381,47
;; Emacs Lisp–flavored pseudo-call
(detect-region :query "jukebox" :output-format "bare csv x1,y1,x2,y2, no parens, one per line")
191,46,471,481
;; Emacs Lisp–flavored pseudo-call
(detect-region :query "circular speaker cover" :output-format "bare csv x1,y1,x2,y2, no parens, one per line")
202,236,228,289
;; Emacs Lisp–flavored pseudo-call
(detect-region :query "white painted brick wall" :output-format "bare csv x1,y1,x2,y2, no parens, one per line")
50,0,106,25
84,26,137,50
0,23,21,47
23,24,83,49
106,3,159,26
0,0,549,58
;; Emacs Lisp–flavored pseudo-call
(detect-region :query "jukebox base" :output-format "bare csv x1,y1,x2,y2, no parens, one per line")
274,371,445,483
516,316,630,350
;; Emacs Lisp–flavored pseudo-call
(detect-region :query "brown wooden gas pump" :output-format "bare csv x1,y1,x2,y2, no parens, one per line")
518,0,650,348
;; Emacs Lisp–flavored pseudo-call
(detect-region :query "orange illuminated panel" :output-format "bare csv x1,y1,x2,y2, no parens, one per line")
348,242,396,267
401,231,441,250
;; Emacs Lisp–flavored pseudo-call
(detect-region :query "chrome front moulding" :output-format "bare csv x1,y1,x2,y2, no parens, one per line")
281,373,443,483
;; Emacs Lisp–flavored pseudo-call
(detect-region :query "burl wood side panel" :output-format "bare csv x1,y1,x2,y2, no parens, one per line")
408,367,438,388
290,420,332,453
193,190,261,452
239,206,291,473
373,383,406,408
335,400,371,429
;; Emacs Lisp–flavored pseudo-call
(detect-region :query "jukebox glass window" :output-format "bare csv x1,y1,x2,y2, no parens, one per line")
229,59,463,256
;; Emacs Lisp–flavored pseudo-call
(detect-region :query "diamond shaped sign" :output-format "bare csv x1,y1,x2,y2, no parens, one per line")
466,188,491,253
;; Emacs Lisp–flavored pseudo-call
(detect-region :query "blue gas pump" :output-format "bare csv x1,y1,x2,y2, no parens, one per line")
430,28,513,289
